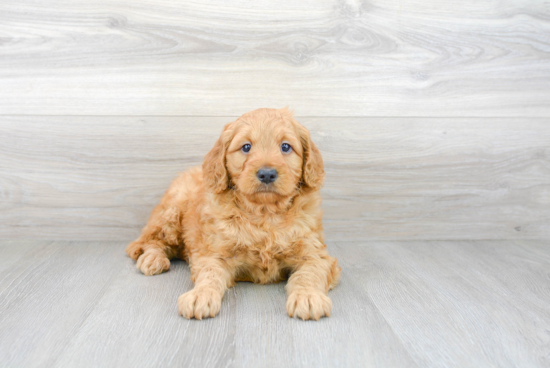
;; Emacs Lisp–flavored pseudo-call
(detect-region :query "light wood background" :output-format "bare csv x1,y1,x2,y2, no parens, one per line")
0,0,549,239
1,116,549,240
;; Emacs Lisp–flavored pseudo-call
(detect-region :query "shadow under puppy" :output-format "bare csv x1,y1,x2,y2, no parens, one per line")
126,107,341,320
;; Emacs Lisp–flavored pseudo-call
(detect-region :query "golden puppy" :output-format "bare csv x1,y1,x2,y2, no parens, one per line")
126,107,341,320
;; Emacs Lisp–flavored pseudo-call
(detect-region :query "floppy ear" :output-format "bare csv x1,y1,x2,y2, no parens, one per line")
202,124,233,194
298,125,325,191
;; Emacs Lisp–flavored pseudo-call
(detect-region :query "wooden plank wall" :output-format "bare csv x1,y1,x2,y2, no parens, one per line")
1,0,549,240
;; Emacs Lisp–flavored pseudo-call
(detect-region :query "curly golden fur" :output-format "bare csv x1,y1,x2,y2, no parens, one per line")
126,107,341,320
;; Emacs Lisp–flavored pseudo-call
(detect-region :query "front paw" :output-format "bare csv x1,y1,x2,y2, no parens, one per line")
126,241,144,260
136,250,170,276
286,289,332,321
178,287,222,320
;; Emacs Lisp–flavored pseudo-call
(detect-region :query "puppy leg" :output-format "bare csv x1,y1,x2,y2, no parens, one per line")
178,257,234,320
285,253,341,321
126,204,181,276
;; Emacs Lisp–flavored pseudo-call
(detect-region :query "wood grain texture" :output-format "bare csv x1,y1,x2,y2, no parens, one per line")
53,256,237,367
1,116,548,240
231,272,416,367
0,240,549,367
332,240,550,367
1,0,549,116
0,241,122,367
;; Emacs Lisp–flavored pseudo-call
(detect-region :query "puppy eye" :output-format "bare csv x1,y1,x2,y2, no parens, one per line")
281,143,292,153
241,143,251,153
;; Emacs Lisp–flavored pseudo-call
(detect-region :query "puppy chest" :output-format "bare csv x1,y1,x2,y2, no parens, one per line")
229,233,294,283
233,247,289,284
215,216,310,282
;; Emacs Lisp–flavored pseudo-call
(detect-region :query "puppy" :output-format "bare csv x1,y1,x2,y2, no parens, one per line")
126,107,341,320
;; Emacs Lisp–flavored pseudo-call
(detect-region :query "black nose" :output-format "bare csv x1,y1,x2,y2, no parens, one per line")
257,168,278,184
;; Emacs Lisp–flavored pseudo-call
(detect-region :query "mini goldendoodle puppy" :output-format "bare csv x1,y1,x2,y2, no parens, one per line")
126,107,341,320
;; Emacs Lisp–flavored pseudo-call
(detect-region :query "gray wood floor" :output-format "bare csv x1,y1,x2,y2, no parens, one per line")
0,240,548,367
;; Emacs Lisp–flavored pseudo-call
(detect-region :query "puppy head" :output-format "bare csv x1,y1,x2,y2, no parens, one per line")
202,108,324,203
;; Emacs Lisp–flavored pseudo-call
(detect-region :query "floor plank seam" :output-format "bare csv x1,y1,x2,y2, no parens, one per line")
330,248,421,367
48,253,126,367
